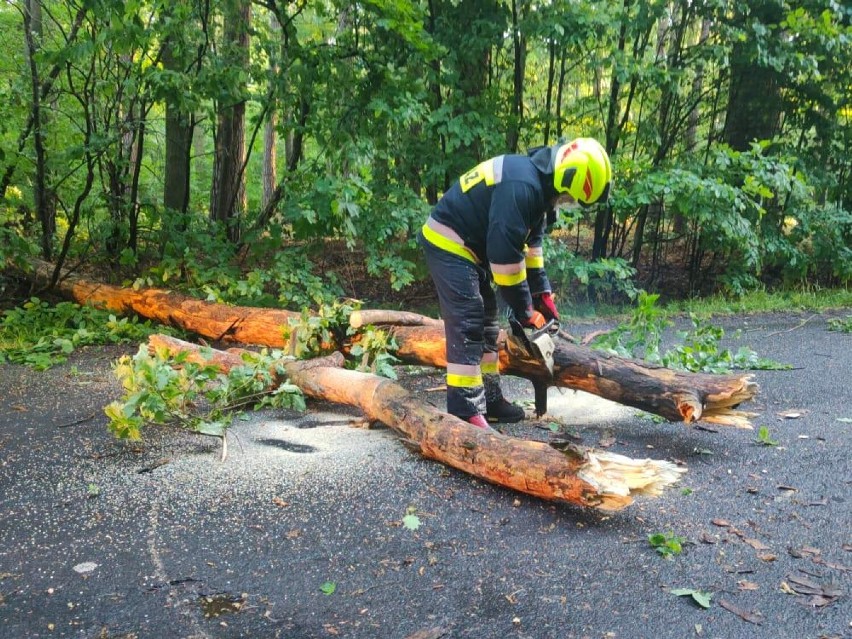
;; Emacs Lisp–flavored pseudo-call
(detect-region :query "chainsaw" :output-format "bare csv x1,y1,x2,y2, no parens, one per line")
507,317,559,418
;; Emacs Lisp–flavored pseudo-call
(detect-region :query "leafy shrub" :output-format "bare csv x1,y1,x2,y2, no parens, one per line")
0,298,172,370
590,292,670,363
805,203,852,284
543,241,639,305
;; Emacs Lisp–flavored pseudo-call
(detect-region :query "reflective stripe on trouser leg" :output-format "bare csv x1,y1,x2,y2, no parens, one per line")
420,229,489,418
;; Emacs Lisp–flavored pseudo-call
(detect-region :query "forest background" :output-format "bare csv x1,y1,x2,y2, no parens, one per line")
1,0,851,315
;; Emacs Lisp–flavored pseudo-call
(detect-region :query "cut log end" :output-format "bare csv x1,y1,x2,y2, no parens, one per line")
700,409,758,429
578,450,687,511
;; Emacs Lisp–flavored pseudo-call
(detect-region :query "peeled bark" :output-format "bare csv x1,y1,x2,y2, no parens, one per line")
25,259,758,426
147,334,685,512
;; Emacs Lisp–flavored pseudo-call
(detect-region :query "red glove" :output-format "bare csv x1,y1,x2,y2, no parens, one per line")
522,310,547,330
534,292,560,321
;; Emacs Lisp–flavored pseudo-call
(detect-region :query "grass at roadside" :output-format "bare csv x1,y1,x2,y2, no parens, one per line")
663,287,852,317
564,287,852,321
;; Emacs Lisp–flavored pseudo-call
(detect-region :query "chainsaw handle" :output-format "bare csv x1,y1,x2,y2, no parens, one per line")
531,318,560,339
508,317,533,350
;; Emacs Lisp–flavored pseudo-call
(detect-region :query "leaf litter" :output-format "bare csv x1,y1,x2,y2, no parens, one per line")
781,573,844,608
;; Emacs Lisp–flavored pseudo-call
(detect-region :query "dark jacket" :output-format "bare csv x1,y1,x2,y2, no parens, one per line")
430,148,555,317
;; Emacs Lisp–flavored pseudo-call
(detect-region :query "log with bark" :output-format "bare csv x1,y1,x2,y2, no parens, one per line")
24,259,758,426
147,334,685,512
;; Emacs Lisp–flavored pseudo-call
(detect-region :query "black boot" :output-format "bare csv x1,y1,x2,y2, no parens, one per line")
484,374,526,423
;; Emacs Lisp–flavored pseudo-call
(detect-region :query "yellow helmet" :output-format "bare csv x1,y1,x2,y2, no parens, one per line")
552,138,612,206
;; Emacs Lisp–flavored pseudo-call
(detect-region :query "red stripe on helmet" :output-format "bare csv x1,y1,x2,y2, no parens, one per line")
583,173,593,200
558,141,579,164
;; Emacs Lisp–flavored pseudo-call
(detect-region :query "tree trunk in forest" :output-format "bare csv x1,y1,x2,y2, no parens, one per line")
425,0,444,203
555,53,566,140
685,19,712,154
722,2,784,151
210,0,250,242
678,18,712,235
262,12,279,210
1,8,87,201
25,259,758,428
147,334,685,512
543,40,556,144
594,0,631,262
443,0,502,166
23,0,54,260
162,45,192,217
507,0,526,153
262,112,277,210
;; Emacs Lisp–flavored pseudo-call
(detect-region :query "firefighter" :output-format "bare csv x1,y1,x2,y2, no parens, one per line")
419,138,612,429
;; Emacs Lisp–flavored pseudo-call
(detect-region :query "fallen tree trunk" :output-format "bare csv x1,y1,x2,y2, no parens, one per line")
147,334,685,512
25,259,758,426
390,324,757,426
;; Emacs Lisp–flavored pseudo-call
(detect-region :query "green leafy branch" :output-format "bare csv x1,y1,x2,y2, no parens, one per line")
828,315,852,333
286,301,399,379
104,344,305,456
286,301,357,359
591,292,790,373
350,326,399,379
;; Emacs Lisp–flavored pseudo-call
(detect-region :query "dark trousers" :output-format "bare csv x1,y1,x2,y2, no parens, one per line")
419,230,499,418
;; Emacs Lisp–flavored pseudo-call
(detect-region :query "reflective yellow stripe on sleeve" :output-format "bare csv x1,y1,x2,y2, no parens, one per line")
492,268,527,287
525,246,544,269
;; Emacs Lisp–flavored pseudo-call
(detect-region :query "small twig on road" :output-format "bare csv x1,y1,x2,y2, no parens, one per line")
765,314,818,338
57,412,95,428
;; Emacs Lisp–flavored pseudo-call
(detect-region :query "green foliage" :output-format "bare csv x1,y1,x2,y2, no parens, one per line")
649,531,685,558
754,425,779,447
666,287,852,316
0,205,37,271
267,249,344,309
805,205,852,285
287,301,356,359
828,316,852,333
104,344,305,441
591,292,670,363
590,292,790,372
286,300,400,379
2,0,851,307
670,588,712,609
543,240,639,305
319,581,336,596
350,326,399,379
0,298,169,370
131,222,344,310
662,317,791,374
402,506,421,531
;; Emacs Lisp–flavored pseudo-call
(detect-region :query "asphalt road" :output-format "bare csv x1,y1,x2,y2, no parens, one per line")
0,311,850,639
